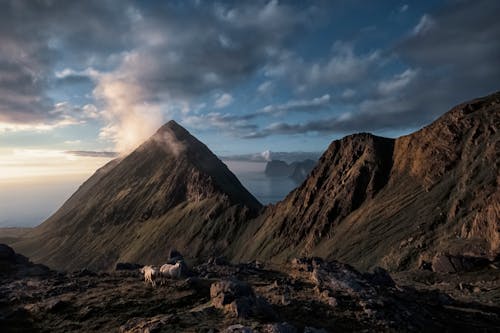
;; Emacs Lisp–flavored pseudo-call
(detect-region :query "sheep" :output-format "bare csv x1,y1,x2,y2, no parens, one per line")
140,265,158,287
159,262,182,285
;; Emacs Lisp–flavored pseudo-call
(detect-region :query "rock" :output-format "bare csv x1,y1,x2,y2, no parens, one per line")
366,267,395,287
45,299,71,313
263,322,297,333
168,249,183,261
303,327,328,333
115,262,143,271
210,279,254,308
210,279,275,319
224,324,254,333
207,256,228,265
0,244,15,260
74,268,97,277
432,254,490,273
120,314,173,333
0,243,50,278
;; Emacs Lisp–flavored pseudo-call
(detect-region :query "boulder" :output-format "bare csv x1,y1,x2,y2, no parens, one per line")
210,279,275,319
432,254,490,273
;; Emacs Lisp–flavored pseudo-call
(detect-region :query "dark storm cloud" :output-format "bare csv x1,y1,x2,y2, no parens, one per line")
0,0,132,125
105,0,315,99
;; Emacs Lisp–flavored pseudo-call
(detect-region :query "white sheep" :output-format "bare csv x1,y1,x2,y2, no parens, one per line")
159,262,182,284
140,265,158,287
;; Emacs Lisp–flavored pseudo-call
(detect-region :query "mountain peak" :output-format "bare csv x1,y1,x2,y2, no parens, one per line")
154,120,190,141
145,120,199,157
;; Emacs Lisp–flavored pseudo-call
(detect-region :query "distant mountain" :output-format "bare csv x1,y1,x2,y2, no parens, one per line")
235,91,500,271
265,159,316,183
12,121,261,271
289,159,316,183
264,160,291,177
222,151,321,164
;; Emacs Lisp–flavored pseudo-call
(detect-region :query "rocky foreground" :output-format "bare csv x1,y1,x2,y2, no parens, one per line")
1,245,499,332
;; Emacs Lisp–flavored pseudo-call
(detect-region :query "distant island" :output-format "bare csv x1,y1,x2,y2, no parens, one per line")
264,159,316,183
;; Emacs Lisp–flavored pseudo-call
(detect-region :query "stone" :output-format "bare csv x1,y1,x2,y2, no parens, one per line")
210,279,275,319
263,322,297,333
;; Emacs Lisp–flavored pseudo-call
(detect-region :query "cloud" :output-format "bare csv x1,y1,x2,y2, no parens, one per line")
412,14,435,35
214,93,234,109
265,41,382,91
93,71,164,153
399,4,409,13
246,0,500,139
261,94,331,114
221,150,320,163
87,1,314,151
0,1,132,129
0,100,88,133
182,112,257,134
377,69,418,95
257,81,274,95
65,150,118,158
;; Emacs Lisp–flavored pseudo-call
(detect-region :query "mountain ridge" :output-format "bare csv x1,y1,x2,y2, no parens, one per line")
235,91,499,271
4,91,499,273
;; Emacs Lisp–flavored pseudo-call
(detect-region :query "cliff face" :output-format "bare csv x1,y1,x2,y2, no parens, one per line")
236,92,499,271
13,121,262,271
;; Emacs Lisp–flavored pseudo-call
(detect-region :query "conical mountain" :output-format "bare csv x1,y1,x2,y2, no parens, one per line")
236,91,499,271
14,121,261,271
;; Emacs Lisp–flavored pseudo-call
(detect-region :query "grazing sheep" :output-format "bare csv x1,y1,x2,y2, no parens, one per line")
159,262,182,284
140,265,158,287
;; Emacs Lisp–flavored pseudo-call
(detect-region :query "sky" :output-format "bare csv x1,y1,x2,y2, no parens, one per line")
0,0,499,226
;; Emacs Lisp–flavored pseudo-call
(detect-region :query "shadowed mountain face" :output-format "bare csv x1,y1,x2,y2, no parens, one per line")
236,91,499,271
12,121,262,271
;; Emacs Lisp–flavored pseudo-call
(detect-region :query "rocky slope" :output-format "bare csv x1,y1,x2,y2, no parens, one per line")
1,245,499,332
236,91,499,271
11,121,261,271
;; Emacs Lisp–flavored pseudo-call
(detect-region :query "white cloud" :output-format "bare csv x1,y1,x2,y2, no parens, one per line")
399,4,409,13
378,68,418,95
261,94,331,114
93,70,164,154
413,14,435,35
214,93,234,109
64,140,82,145
257,81,273,94
342,88,356,99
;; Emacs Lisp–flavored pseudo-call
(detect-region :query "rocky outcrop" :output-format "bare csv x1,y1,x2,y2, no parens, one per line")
210,279,275,319
0,244,50,279
2,251,499,332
